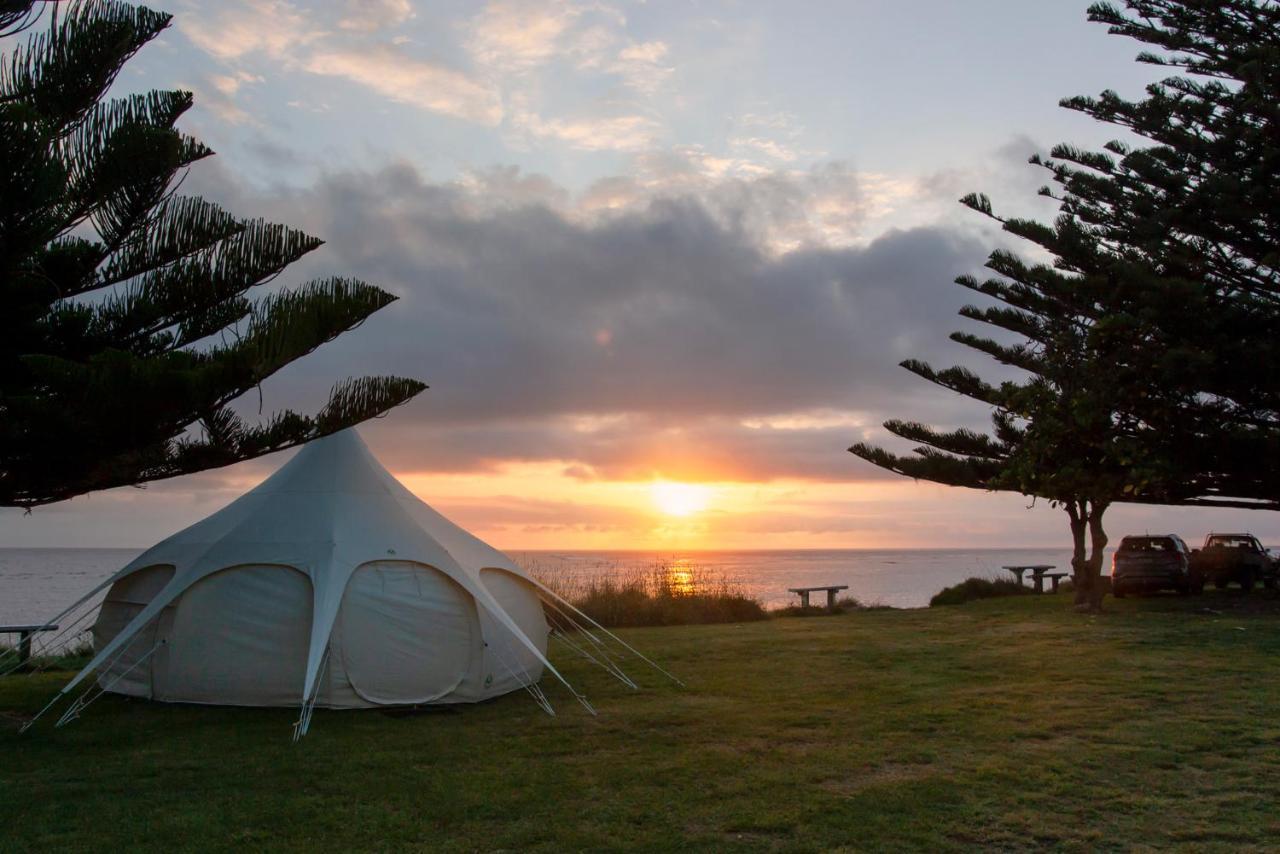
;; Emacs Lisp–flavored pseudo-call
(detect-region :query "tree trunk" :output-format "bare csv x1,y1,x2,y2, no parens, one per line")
1068,499,1109,613
1067,501,1090,609
1082,502,1109,612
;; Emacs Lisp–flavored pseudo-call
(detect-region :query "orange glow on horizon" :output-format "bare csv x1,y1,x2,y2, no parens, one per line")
390,460,973,551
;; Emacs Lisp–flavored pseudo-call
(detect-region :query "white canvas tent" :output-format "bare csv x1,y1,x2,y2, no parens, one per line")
17,429,671,737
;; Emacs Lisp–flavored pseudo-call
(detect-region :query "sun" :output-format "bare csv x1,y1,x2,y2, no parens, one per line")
650,481,712,517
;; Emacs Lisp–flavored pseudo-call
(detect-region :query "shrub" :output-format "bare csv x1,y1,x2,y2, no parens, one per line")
929,577,1030,607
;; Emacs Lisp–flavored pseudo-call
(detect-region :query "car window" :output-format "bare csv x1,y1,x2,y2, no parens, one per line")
1208,536,1256,549
1119,537,1175,552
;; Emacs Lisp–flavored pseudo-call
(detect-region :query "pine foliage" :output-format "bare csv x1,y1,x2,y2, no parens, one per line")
1042,0,1280,509
1,2,425,507
849,0,1280,609
852,0,1280,514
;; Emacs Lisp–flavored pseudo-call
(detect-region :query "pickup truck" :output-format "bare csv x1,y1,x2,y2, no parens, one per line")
1188,533,1278,593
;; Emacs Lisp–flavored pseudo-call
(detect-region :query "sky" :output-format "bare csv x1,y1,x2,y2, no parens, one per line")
7,0,1280,551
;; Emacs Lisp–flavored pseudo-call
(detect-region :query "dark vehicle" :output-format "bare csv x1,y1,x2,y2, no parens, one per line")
1189,533,1277,592
1111,534,1198,597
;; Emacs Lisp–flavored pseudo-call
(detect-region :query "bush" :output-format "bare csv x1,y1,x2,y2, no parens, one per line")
929,577,1030,607
530,562,767,628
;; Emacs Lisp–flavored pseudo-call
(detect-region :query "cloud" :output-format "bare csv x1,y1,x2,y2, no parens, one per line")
617,41,668,64
177,0,321,62
185,158,994,487
462,0,677,152
338,0,413,32
366,413,909,484
177,1,679,155
609,40,673,95
511,110,660,151
464,0,588,73
304,46,504,125
421,493,643,536
208,71,261,96
176,1,500,126
730,136,798,162
737,111,800,132
462,0,657,86
455,166,573,214
580,154,881,252
918,134,1063,230
181,70,266,127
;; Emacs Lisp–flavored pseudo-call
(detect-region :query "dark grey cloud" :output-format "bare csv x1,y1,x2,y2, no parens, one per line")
187,160,1000,482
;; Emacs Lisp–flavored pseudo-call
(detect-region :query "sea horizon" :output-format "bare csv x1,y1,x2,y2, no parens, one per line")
0,544,1113,553
1,545,1126,627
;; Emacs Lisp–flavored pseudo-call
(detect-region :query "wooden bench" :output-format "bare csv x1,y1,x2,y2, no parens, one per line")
787,585,849,610
0,624,60,666
1044,572,1070,593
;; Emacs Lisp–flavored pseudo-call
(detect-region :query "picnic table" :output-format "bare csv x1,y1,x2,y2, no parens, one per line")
1002,565,1061,593
788,585,849,609
1044,572,1070,593
1,624,60,666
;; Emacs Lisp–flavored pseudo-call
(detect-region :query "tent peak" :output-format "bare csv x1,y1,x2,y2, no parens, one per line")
251,428,396,497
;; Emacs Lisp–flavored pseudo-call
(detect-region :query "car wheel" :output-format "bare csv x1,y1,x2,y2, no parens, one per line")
1241,572,1254,594
1113,583,1126,599
1177,581,1190,596
1215,578,1230,590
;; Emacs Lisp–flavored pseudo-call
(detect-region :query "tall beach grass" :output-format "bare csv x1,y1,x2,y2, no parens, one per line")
524,558,767,628
0,634,94,673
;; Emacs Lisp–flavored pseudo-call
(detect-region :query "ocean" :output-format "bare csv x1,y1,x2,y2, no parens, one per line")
0,546,1102,629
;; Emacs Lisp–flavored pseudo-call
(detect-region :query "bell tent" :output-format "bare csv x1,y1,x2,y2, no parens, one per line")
17,429,667,737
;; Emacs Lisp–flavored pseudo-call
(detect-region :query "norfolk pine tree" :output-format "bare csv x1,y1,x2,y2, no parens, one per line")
849,216,1179,612
850,0,1279,611
1,2,425,508
1036,1,1280,508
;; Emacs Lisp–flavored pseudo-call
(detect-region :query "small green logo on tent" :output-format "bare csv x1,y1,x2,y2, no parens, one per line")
484,674,493,688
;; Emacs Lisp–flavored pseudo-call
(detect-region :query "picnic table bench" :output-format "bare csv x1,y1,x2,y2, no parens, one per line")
1002,565,1063,593
788,585,849,609
0,624,60,666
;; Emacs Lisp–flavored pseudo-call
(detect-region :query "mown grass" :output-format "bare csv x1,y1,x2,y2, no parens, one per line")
3,591,1280,851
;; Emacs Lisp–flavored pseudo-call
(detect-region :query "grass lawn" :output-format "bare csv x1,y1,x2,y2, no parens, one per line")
3,592,1279,852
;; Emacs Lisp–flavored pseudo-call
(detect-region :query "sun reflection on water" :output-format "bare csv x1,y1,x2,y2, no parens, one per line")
664,558,696,596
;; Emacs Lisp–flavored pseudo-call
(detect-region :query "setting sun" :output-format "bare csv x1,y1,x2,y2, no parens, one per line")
650,481,713,517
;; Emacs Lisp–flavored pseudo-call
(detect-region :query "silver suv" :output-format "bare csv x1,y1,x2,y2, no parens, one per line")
1112,534,1198,597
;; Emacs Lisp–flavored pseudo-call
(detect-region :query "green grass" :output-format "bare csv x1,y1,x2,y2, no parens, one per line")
3,592,1280,851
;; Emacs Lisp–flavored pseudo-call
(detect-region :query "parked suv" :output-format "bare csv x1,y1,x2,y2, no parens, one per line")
1189,533,1277,593
1112,534,1198,597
